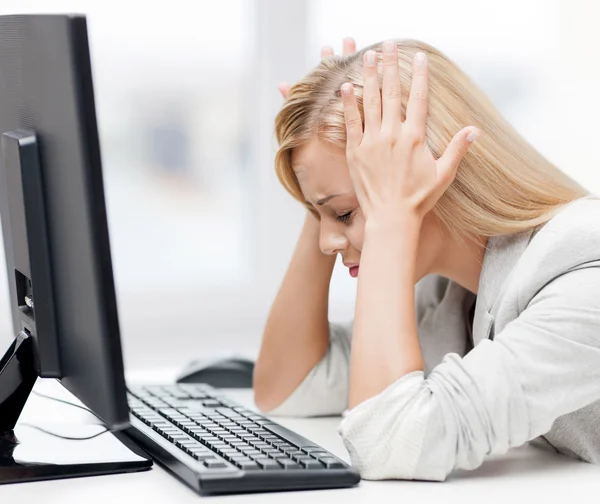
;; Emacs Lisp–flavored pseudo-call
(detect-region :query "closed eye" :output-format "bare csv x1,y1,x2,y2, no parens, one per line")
336,211,353,224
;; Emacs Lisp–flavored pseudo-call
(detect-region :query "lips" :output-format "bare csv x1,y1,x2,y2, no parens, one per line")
348,265,359,278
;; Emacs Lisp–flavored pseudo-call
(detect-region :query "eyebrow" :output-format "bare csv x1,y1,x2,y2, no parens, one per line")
305,194,341,206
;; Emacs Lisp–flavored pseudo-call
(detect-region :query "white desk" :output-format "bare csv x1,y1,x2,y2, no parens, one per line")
2,371,600,503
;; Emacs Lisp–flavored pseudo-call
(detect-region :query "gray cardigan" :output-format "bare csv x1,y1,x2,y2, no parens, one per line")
269,195,600,480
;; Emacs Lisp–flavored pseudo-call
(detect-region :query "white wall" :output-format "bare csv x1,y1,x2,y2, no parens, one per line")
1,0,599,372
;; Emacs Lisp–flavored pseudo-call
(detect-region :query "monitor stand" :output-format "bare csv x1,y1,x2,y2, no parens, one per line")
0,131,152,484
0,331,151,484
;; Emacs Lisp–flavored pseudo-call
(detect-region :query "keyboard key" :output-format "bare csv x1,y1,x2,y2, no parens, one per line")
238,461,260,470
204,460,228,469
301,460,324,470
192,452,216,459
303,450,329,458
278,459,302,469
255,458,281,470
262,448,281,455
301,446,325,453
210,442,229,449
247,453,266,460
202,400,222,408
188,446,211,453
320,457,346,469
229,453,251,460
294,455,315,463
215,408,238,417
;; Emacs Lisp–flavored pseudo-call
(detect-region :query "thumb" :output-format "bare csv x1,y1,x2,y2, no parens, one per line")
437,126,479,189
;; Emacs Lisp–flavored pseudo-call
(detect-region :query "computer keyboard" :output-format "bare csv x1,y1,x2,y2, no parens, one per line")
125,384,360,495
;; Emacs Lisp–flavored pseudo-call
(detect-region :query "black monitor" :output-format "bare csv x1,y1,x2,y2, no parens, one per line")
0,14,151,482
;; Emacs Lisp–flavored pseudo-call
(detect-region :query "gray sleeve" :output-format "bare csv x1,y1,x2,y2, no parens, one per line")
266,320,353,417
338,266,600,480
266,276,438,418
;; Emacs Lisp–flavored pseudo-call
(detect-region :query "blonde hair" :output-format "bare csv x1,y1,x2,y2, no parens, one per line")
274,39,589,242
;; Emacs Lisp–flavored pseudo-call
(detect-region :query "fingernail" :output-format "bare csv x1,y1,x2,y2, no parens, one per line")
383,41,395,54
415,52,426,65
467,127,479,143
342,83,352,95
366,51,376,66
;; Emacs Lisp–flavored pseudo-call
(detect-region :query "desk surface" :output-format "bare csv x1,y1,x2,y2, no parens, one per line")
2,370,599,503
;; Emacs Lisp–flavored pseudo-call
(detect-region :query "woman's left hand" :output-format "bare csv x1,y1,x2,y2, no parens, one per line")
341,40,479,225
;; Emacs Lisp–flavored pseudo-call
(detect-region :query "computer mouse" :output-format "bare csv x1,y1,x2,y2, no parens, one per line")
175,355,255,388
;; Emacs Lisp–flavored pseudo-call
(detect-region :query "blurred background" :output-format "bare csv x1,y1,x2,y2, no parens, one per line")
0,0,599,373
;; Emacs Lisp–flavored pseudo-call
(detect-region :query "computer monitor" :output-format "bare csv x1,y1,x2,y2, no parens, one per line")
0,14,151,481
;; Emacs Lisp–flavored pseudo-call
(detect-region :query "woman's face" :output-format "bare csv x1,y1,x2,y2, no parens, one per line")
292,138,442,280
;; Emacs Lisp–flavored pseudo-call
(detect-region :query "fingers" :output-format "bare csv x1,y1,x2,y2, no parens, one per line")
436,127,480,189
278,82,292,99
405,52,429,141
380,40,402,133
362,50,381,132
322,37,356,60
343,37,356,55
283,38,357,100
341,83,363,150
321,45,334,59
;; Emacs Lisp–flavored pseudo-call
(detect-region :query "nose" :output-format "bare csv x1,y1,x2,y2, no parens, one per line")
319,220,349,256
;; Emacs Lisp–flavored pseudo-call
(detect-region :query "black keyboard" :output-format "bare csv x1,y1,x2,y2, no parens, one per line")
125,384,360,495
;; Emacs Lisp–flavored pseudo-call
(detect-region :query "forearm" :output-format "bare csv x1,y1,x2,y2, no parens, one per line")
348,216,424,409
254,214,336,411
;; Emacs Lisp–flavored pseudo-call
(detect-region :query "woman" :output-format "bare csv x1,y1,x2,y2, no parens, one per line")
253,37,600,481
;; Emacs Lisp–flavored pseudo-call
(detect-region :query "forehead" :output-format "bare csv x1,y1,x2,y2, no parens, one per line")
291,138,350,194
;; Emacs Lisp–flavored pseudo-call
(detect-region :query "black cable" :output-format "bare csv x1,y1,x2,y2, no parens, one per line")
23,389,113,441
31,389,104,422
19,423,110,441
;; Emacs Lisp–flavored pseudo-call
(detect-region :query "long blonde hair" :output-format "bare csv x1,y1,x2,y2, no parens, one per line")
274,39,589,241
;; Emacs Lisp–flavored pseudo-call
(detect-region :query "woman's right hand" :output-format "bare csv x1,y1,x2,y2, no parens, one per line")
277,37,357,99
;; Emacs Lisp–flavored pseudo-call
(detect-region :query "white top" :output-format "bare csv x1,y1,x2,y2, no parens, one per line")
268,196,600,481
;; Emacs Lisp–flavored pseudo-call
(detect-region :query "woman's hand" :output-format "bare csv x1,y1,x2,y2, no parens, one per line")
341,41,479,225
278,37,357,99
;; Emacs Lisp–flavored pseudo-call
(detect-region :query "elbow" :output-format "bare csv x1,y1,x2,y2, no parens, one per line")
340,429,448,482
339,427,399,480
338,415,398,480
252,366,281,414
253,363,298,414
338,394,449,481
253,389,272,414
253,390,281,415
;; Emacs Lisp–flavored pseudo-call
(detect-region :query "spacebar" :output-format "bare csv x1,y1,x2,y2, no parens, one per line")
263,423,321,450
